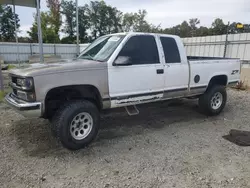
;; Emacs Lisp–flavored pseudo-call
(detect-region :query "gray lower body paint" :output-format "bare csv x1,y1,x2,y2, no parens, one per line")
105,85,207,109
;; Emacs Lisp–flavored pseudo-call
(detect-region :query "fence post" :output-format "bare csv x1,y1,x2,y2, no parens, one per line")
223,22,230,58
0,64,3,92
54,44,56,55
30,43,33,55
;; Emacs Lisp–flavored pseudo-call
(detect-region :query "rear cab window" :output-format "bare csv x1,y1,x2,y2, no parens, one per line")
160,37,181,63
118,35,160,65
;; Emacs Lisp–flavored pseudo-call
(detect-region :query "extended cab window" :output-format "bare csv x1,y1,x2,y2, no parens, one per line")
160,37,181,63
118,35,160,65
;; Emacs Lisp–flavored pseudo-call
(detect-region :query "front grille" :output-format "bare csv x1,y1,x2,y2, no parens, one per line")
13,88,17,95
10,75,20,98
11,76,17,85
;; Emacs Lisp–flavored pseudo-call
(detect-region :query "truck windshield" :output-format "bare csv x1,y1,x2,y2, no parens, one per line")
78,35,125,62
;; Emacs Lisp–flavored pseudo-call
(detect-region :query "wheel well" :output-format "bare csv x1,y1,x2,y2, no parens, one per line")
44,85,102,119
207,75,228,89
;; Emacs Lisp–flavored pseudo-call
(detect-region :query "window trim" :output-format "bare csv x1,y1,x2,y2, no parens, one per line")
114,34,161,66
160,36,181,64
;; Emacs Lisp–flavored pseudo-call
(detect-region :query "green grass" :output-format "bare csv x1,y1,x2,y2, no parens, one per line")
7,65,17,70
0,88,11,102
0,91,6,102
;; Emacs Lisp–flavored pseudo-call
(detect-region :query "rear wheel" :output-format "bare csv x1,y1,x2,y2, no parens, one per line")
52,100,100,150
199,85,227,116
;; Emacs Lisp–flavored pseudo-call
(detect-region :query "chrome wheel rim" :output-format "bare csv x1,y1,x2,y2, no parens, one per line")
211,92,223,110
70,112,93,140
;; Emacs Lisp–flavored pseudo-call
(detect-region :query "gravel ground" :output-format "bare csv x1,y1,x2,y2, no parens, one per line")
0,89,250,188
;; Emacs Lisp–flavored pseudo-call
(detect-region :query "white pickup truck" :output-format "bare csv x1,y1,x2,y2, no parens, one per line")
5,32,241,150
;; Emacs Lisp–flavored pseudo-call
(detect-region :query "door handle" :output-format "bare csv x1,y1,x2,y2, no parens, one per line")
156,69,164,74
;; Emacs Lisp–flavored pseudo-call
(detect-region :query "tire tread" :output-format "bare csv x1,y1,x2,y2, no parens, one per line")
52,100,99,150
199,85,227,116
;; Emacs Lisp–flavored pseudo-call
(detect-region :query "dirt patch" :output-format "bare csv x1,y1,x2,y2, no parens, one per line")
0,89,250,188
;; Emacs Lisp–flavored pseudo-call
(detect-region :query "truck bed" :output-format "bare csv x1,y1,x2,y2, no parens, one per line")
187,56,240,91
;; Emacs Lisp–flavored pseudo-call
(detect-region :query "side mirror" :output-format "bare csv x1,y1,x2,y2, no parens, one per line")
113,56,132,66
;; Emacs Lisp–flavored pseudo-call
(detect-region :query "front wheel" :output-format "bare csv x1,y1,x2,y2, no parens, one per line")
52,100,100,150
199,85,227,116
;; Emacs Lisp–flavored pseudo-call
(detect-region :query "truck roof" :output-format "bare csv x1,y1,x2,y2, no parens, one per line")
107,32,180,39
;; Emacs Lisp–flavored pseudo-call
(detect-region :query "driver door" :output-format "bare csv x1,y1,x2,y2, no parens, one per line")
108,35,165,108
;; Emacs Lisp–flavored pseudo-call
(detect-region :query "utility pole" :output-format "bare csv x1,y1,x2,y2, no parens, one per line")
76,0,80,56
36,0,44,63
223,21,230,58
12,0,20,66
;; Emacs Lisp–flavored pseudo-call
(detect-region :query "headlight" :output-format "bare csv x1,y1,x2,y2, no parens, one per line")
16,77,34,90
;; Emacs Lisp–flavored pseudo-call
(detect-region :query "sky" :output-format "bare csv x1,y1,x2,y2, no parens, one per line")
12,0,250,37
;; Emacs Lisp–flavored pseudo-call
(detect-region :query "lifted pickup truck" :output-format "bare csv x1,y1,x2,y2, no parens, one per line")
5,32,241,150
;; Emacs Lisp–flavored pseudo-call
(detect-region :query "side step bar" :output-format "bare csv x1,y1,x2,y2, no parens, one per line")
125,105,139,116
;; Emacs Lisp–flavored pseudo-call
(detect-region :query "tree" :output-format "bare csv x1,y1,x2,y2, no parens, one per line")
163,25,181,36
149,24,162,33
0,5,20,42
189,18,200,37
171,25,181,36
61,0,76,41
28,12,58,43
211,18,227,35
189,18,200,30
122,12,136,32
122,9,160,33
243,24,250,33
196,26,211,36
46,0,62,42
78,6,91,42
27,16,38,42
18,37,31,43
61,0,90,43
134,10,153,32
180,21,191,37
27,0,250,44
85,1,123,40
105,6,123,33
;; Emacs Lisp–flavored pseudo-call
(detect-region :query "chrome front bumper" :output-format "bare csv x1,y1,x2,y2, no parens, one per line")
5,93,42,118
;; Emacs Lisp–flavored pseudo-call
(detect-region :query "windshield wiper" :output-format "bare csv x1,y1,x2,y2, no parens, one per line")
80,54,94,60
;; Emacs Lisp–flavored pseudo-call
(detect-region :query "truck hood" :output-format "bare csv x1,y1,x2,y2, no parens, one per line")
10,59,107,77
